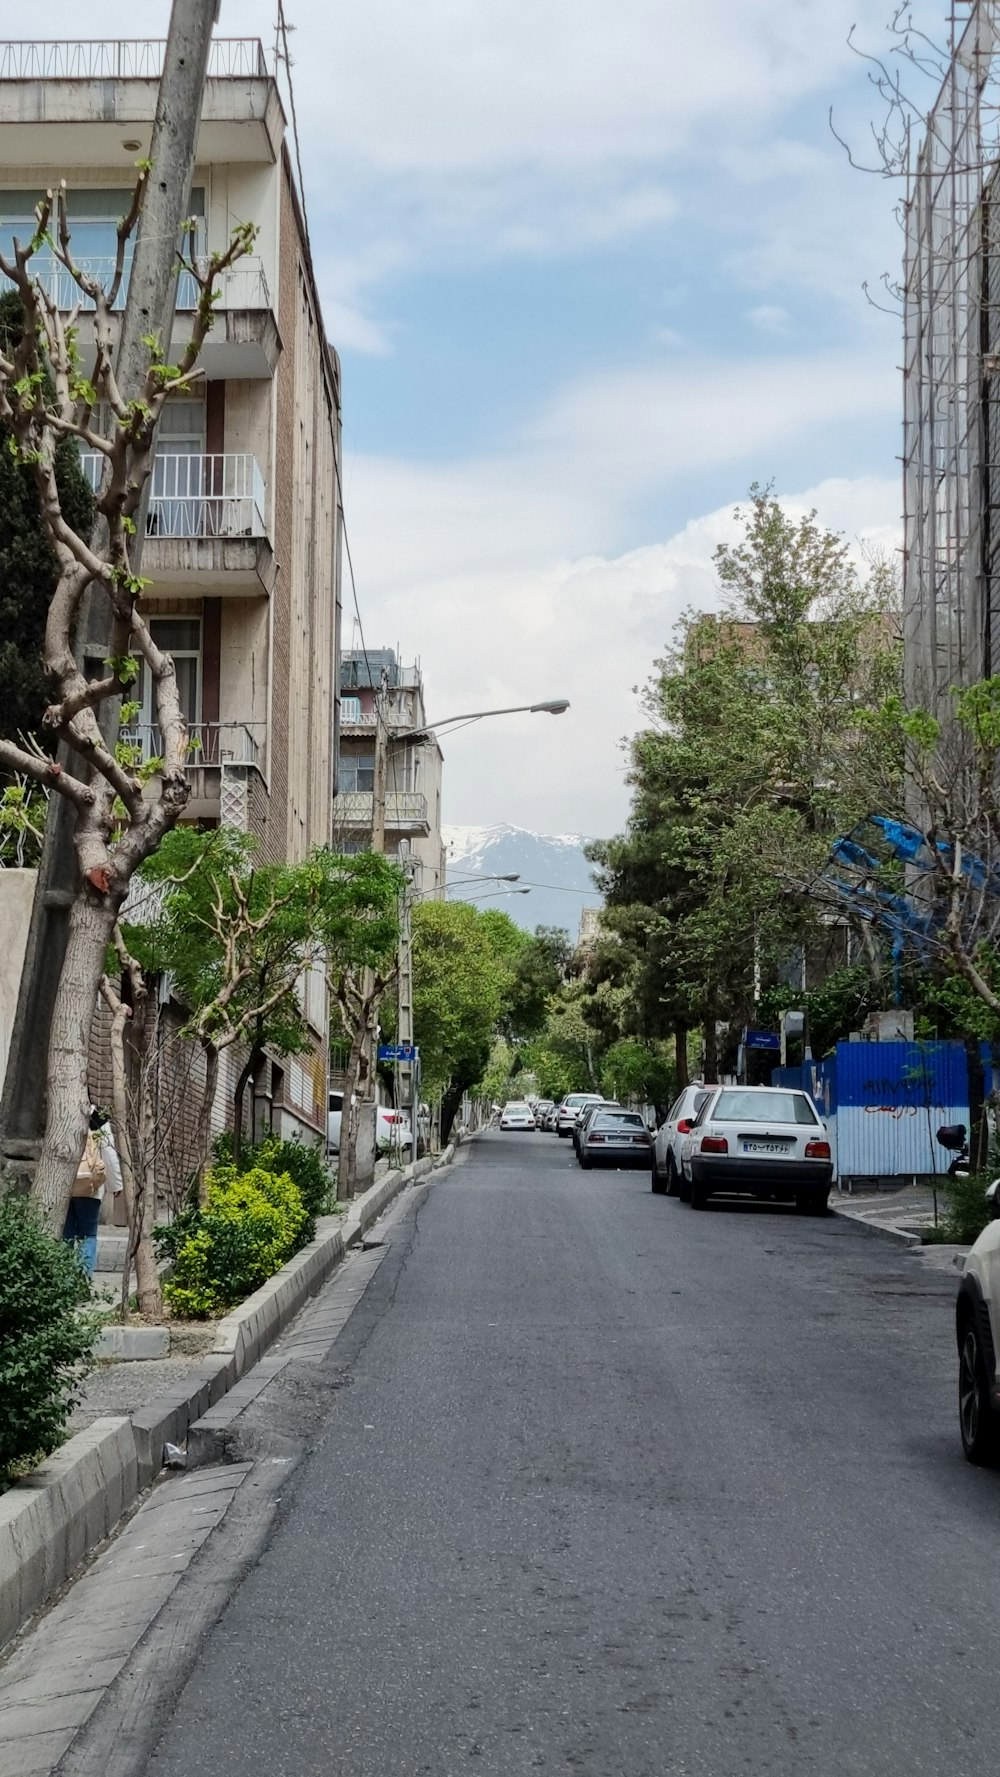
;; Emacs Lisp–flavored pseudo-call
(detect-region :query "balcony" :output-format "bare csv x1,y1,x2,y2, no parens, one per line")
0,40,285,168
332,791,430,836
4,257,280,378
81,452,274,596
122,720,265,823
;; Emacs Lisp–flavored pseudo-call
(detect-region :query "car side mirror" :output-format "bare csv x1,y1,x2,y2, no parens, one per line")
986,1179,1000,1222
677,1119,692,1135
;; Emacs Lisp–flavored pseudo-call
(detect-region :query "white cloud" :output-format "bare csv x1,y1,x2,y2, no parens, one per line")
747,304,791,333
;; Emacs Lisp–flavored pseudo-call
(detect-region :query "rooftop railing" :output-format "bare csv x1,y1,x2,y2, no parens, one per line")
332,791,429,830
80,452,268,541
0,39,268,80
121,722,265,773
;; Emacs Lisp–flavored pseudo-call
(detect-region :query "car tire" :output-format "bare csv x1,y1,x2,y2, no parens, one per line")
664,1154,679,1197
651,1151,667,1195
579,1153,592,1170
678,1171,692,1204
690,1179,707,1210
959,1320,1000,1465
796,1191,829,1216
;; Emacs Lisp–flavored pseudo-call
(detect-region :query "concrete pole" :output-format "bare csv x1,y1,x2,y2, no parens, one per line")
0,0,220,1172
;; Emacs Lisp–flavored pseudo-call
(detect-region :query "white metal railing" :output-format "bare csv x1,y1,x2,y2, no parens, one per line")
121,722,265,773
2,255,269,315
0,39,268,80
332,791,429,828
81,452,267,540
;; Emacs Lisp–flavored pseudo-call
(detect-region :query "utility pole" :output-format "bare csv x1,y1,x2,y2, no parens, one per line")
0,0,220,1174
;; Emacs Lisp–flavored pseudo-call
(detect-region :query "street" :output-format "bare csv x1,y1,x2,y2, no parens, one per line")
43,1133,1000,1774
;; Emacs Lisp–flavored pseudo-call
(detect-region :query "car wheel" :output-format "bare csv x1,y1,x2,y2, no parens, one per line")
651,1151,667,1195
796,1191,829,1216
579,1153,592,1170
690,1179,707,1210
959,1321,1000,1465
664,1154,679,1197
678,1171,692,1204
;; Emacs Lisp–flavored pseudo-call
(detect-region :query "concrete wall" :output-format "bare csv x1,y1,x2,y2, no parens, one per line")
0,871,35,1095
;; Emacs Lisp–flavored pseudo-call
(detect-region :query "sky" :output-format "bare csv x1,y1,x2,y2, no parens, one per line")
39,1,930,836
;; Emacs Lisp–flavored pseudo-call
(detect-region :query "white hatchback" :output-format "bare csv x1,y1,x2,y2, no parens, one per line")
680,1085,832,1213
651,1083,712,1199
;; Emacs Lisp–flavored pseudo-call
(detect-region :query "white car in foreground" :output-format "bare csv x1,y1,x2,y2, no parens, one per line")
956,1183,1000,1463
680,1084,833,1213
499,1101,536,1131
651,1083,711,1198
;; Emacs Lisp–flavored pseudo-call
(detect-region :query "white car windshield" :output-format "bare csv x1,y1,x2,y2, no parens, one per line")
712,1091,818,1126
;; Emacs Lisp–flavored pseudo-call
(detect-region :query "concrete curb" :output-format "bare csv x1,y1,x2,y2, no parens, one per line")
0,1149,453,1652
829,1201,922,1248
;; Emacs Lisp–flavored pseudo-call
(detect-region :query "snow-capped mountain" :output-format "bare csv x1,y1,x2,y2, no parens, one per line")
442,823,602,936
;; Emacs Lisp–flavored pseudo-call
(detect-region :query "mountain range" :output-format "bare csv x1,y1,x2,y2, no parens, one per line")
442,823,602,937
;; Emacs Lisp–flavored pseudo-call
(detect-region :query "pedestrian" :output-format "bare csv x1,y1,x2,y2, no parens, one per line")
62,1108,121,1278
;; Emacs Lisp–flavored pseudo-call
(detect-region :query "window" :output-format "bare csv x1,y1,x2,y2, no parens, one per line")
339,752,375,794
132,618,201,753
0,189,204,309
341,696,362,723
712,1091,819,1126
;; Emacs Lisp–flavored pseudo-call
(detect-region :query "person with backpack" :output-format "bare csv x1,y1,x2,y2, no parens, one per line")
62,1107,121,1278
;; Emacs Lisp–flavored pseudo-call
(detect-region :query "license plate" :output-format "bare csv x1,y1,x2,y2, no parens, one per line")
742,1139,792,1155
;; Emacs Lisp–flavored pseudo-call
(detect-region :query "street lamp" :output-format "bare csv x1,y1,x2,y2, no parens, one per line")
398,698,570,743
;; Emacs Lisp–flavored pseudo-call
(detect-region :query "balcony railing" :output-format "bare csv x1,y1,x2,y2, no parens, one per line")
81,452,267,540
333,791,429,830
121,722,264,773
3,255,270,315
0,39,268,80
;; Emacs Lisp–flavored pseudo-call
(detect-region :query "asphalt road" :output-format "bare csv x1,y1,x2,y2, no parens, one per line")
138,1131,1000,1777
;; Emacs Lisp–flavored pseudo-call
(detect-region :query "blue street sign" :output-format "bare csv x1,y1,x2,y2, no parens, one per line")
378,1043,417,1062
744,1029,780,1052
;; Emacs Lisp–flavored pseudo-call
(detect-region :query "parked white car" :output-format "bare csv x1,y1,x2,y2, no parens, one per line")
499,1101,536,1131
555,1092,605,1138
679,1084,833,1213
956,1182,1000,1463
651,1083,711,1198
327,1091,411,1155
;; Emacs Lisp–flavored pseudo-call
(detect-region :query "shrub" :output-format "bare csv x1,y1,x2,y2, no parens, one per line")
0,1193,97,1482
158,1162,310,1319
212,1132,334,1219
936,1171,995,1245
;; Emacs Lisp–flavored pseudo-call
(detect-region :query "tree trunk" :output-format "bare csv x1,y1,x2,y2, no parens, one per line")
966,1034,988,1173
194,1038,219,1204
702,1015,719,1085
338,1021,369,1201
674,1022,689,1090
440,1080,464,1145
132,1005,163,1318
105,985,163,1321
232,1036,263,1169
32,891,119,1230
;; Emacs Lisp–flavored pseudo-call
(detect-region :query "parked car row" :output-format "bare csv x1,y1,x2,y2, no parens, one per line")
327,1092,412,1157
651,1083,832,1214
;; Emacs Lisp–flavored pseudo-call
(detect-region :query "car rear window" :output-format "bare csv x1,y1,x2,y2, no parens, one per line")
712,1091,818,1126
594,1111,646,1130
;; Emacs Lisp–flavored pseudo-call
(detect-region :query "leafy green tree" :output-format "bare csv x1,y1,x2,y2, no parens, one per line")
501,926,572,1040
410,901,514,1141
599,1039,675,1111
588,487,901,1077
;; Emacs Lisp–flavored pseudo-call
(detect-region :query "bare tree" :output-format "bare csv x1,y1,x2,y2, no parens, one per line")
0,182,254,1228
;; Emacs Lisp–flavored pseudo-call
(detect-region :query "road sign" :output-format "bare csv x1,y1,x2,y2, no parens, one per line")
743,1029,780,1052
378,1043,417,1063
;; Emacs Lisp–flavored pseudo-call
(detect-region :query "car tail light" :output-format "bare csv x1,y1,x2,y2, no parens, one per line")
632,1134,650,1145
805,1140,831,1159
677,1119,692,1134
700,1134,728,1154
588,1133,605,1143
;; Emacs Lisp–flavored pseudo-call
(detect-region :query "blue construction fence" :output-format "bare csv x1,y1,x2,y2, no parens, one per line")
771,1040,994,1187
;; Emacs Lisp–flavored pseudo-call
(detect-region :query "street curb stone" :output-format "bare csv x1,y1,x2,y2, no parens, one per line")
829,1201,922,1247
0,1144,466,1652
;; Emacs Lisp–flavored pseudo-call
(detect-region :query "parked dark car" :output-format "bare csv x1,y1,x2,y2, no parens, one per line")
578,1109,653,1170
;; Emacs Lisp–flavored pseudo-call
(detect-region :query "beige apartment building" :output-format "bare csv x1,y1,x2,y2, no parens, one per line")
0,38,342,1151
335,650,447,898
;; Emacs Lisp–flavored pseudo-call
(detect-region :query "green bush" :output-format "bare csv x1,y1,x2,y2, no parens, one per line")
158,1162,311,1319
936,1171,995,1245
212,1132,334,1219
0,1193,97,1482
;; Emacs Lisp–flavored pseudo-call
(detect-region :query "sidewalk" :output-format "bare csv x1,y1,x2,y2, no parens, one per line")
831,1179,970,1266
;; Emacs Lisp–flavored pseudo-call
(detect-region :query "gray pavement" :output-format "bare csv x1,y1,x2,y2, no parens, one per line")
13,1133,1000,1776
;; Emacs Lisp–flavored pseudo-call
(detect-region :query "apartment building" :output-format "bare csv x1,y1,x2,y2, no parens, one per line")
0,37,342,1149
335,649,447,898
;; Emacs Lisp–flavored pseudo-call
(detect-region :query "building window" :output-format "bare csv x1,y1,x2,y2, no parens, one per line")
341,696,362,723
339,752,375,794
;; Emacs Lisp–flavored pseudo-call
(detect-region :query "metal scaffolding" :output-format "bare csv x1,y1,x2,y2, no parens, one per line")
904,2,1000,709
